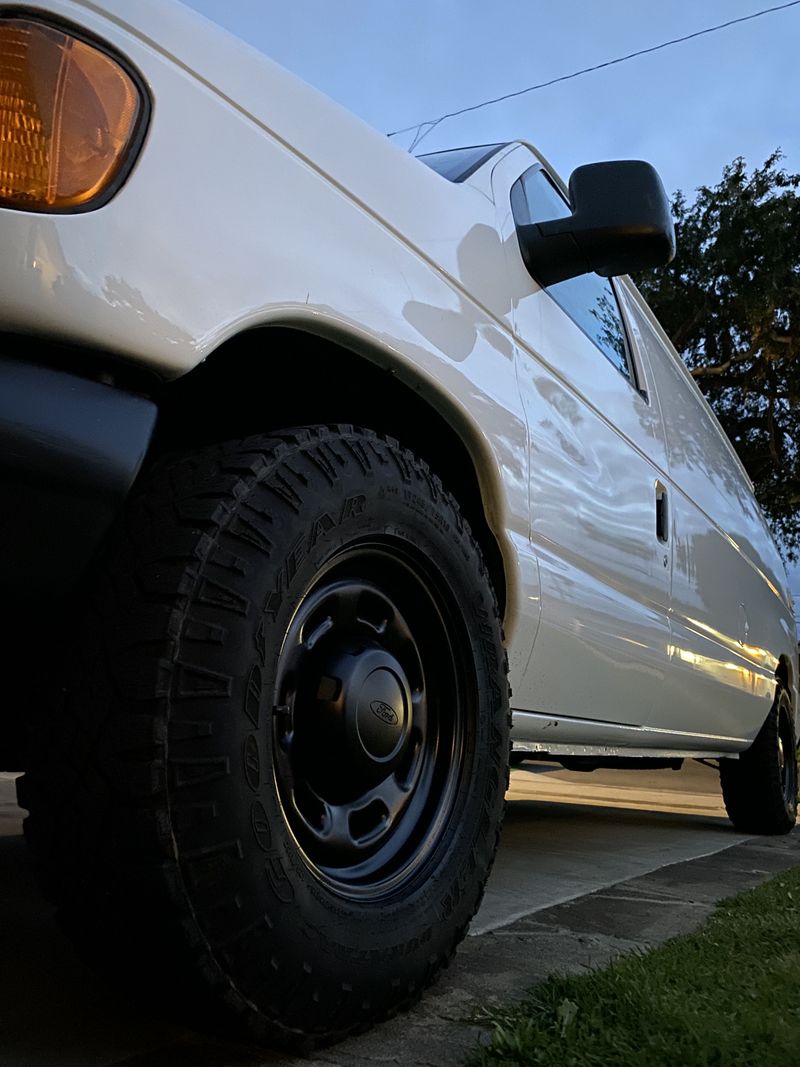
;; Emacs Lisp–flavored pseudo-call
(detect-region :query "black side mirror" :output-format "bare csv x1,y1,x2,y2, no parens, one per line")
516,160,676,287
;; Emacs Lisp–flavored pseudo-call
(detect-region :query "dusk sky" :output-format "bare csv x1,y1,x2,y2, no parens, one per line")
183,0,800,621
183,0,800,197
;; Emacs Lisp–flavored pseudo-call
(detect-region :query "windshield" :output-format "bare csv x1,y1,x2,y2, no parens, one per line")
417,144,507,183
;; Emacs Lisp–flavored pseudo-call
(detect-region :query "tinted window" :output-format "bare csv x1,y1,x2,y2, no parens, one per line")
511,167,632,381
418,144,506,183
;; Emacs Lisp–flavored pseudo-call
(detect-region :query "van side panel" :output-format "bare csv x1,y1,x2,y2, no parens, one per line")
620,284,794,741
489,149,672,726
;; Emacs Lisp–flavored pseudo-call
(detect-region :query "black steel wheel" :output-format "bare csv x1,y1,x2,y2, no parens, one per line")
273,544,471,898
18,426,509,1050
720,689,798,835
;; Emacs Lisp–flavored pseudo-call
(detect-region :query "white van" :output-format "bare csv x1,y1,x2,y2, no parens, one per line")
1,1,795,1050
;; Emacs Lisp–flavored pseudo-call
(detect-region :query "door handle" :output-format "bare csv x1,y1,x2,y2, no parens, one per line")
655,482,669,543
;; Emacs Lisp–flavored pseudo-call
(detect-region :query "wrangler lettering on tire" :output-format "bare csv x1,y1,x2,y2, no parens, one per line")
18,425,509,1049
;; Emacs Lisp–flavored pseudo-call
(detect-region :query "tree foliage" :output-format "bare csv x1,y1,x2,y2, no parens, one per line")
635,151,800,558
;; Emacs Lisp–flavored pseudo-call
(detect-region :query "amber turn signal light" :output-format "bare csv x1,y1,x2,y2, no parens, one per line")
0,17,143,211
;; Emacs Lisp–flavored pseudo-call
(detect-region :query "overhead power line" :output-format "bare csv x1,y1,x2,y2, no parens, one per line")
388,0,800,152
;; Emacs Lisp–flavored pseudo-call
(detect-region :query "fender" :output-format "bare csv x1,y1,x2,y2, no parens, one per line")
0,0,541,671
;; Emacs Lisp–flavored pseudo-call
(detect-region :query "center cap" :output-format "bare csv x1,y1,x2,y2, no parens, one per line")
356,666,407,760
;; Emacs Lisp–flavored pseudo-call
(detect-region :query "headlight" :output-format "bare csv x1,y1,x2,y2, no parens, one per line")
0,15,147,211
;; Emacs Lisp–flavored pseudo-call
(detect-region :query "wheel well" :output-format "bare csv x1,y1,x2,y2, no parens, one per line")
151,326,507,616
776,654,794,698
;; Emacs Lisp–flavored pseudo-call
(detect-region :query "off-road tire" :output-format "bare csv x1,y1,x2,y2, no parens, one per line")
719,690,797,835
17,425,509,1050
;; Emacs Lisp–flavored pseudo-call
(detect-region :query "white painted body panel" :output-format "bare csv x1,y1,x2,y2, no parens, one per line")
0,0,795,754
619,286,796,739
491,147,672,727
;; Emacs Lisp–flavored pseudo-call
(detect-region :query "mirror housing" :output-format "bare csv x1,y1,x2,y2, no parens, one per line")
516,160,676,287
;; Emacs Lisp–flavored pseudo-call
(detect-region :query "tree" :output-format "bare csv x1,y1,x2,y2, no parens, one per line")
635,151,800,558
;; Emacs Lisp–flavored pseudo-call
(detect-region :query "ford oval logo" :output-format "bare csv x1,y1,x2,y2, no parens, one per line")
370,700,399,726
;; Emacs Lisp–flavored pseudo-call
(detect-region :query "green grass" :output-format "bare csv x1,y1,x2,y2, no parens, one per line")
469,863,800,1067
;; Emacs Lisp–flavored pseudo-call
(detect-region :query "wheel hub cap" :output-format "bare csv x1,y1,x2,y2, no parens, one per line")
357,662,408,760
311,646,412,787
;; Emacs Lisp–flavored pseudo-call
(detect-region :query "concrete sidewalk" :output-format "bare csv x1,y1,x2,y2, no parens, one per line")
284,831,800,1067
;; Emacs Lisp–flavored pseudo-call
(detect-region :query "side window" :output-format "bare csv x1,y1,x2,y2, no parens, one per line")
511,166,633,383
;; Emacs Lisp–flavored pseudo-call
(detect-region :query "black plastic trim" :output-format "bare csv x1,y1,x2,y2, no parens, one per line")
0,357,157,595
0,330,165,395
0,6,152,214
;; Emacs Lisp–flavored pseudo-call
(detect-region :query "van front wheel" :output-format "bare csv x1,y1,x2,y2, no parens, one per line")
18,425,509,1050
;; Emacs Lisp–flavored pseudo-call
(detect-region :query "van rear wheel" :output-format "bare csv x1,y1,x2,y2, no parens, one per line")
719,691,797,835
17,425,509,1050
